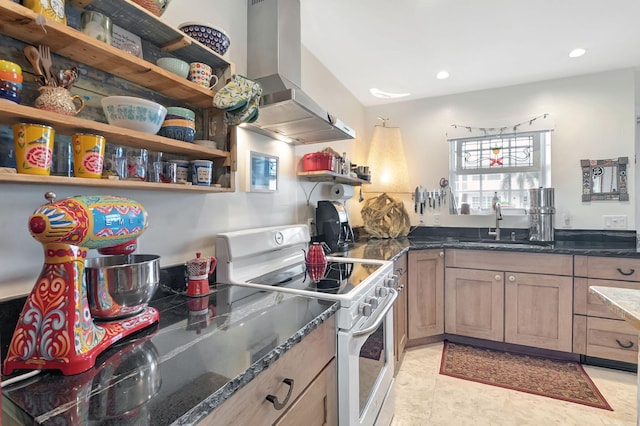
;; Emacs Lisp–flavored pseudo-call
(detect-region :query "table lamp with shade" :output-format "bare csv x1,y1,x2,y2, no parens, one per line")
361,117,411,238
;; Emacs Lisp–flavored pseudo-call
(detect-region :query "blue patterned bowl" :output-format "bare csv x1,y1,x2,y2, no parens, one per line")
179,22,230,56
158,125,196,142
0,88,21,104
101,96,167,134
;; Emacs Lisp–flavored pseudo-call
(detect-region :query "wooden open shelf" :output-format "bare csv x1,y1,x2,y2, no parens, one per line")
69,0,232,68
0,0,231,108
0,172,233,192
297,171,369,186
0,102,230,161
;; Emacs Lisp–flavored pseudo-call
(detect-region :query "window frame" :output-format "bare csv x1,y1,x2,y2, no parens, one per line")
449,130,551,214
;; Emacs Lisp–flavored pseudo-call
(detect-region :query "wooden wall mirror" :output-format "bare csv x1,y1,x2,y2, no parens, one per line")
581,157,629,201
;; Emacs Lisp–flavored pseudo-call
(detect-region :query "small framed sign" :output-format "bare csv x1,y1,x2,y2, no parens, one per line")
248,151,278,192
111,24,143,58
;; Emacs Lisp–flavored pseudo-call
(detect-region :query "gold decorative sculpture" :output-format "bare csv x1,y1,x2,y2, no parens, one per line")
361,193,410,238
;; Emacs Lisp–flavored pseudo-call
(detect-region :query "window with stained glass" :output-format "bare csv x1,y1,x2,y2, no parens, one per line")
449,131,551,214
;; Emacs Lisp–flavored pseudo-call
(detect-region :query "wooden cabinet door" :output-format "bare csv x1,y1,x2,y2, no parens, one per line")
445,268,504,341
407,250,444,340
394,270,408,372
504,273,573,352
275,358,337,426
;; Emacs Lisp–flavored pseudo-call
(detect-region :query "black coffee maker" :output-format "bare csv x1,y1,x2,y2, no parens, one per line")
316,200,354,253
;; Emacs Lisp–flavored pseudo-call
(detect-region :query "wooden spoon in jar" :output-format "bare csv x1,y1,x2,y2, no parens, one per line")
23,45,46,84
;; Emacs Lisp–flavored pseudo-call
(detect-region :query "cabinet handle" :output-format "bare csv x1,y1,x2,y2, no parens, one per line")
398,284,405,292
266,378,294,410
494,274,501,281
439,251,444,257
395,267,404,275
617,268,635,276
508,275,516,282
615,339,634,349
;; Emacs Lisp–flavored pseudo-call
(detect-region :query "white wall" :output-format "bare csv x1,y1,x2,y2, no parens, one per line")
294,47,367,230
363,69,637,231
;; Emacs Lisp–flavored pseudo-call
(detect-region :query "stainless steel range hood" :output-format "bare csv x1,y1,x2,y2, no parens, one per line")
245,0,356,144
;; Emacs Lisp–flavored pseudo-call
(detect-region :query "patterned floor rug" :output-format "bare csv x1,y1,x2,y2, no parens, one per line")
439,341,612,410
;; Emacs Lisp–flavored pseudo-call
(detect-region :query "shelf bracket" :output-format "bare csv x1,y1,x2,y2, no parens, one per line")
160,35,192,53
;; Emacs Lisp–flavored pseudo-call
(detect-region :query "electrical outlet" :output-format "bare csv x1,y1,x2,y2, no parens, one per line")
603,215,627,229
433,214,441,226
307,218,316,236
562,212,572,228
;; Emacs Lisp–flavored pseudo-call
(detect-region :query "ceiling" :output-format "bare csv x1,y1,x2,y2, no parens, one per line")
300,0,640,107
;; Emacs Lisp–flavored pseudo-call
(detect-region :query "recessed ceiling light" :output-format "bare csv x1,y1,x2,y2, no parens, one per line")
436,70,450,80
569,48,586,58
369,88,411,99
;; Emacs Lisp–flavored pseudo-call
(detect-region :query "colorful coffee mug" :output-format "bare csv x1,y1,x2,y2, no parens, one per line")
13,123,54,175
170,159,190,183
189,62,219,90
72,133,106,178
191,159,213,186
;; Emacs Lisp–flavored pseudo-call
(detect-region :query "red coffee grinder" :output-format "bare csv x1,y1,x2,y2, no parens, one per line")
186,252,216,296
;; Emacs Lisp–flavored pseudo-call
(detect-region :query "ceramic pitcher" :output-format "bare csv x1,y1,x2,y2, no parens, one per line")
35,86,85,116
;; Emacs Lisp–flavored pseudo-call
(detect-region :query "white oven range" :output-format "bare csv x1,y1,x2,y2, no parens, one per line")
216,225,398,425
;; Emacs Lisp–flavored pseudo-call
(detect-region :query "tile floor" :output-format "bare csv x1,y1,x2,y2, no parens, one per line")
392,342,637,426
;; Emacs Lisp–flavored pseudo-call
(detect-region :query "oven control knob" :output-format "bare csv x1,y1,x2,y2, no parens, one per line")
366,297,379,309
376,287,388,297
384,274,398,288
359,303,373,317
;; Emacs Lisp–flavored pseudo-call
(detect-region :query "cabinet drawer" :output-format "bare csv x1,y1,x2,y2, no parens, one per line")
445,250,572,275
575,255,640,281
574,278,640,318
202,316,336,426
585,317,638,364
275,358,337,426
394,253,408,277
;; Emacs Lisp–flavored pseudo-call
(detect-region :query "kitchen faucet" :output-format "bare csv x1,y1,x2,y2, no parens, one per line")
488,203,503,240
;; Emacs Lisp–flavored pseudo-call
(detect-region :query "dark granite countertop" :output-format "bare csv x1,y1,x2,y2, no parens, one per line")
2,284,338,425
336,228,640,262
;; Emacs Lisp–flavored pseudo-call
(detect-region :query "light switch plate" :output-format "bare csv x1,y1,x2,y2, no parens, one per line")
603,215,627,229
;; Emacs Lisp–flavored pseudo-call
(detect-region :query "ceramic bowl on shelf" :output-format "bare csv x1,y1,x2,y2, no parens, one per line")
0,70,23,84
157,57,189,79
0,88,21,104
158,125,196,142
0,79,22,94
101,96,167,134
178,22,230,56
161,118,195,129
165,106,195,121
0,60,21,74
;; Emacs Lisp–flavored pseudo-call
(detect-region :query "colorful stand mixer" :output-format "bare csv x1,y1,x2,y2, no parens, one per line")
4,192,159,376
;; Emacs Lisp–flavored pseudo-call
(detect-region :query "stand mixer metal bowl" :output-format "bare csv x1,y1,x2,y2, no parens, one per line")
86,254,160,320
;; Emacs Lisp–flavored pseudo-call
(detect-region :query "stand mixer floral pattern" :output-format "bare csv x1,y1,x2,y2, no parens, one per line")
4,194,157,375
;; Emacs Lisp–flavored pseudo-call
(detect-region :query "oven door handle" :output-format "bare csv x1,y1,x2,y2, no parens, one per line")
353,288,398,338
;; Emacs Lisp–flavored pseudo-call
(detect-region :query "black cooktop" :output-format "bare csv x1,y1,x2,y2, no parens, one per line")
247,260,382,296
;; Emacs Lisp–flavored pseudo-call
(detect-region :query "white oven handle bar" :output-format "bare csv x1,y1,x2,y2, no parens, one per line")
352,288,398,338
